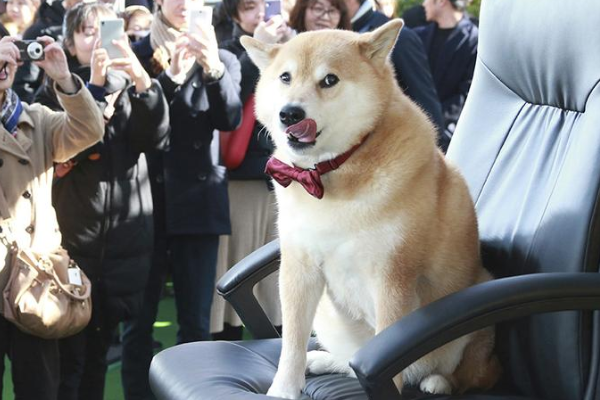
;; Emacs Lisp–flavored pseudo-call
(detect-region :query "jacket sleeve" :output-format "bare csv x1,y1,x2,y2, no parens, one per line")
440,43,477,130
125,79,170,153
43,75,105,163
205,49,243,131
391,28,445,143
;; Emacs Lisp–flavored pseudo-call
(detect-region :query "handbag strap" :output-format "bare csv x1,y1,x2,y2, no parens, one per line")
0,184,90,301
18,248,91,301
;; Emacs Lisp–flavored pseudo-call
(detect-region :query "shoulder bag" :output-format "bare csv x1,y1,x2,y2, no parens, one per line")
0,184,92,339
220,94,256,170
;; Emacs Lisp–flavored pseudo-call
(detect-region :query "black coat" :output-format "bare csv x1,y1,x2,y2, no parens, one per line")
352,9,447,150
35,64,170,300
220,25,274,182
133,35,242,236
415,17,478,137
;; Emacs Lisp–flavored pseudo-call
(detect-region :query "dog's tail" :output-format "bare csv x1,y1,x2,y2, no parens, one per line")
452,327,502,393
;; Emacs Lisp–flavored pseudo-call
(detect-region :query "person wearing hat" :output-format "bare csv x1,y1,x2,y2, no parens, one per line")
415,0,478,148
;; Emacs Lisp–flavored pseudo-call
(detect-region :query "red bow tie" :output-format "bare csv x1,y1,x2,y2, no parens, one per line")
265,142,363,199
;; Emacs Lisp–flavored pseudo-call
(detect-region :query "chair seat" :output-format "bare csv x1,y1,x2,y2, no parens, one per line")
149,339,536,400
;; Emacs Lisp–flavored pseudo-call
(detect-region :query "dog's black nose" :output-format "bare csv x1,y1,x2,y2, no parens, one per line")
279,105,306,127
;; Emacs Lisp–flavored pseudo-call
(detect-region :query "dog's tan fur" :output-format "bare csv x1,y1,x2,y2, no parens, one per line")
242,20,500,399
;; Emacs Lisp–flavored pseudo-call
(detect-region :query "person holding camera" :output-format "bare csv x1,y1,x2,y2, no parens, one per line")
119,0,242,398
34,3,169,399
0,35,104,400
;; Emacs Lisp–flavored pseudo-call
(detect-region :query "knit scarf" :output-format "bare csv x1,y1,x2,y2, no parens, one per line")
149,11,182,74
0,89,23,136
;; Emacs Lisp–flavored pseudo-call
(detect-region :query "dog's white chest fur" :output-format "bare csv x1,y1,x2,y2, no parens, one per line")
277,186,402,327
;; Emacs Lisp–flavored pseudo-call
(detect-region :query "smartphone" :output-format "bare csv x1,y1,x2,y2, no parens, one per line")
100,19,125,59
264,0,281,21
188,6,213,35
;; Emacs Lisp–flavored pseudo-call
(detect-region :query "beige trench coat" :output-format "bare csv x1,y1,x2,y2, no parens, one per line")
0,76,104,299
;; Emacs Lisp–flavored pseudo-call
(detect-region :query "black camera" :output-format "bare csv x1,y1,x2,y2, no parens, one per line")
15,40,46,61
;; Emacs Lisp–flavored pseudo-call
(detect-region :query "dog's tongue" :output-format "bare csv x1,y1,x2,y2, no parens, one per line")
286,119,318,143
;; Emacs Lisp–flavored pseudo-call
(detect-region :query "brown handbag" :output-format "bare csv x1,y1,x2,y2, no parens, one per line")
0,185,92,339
1,242,92,339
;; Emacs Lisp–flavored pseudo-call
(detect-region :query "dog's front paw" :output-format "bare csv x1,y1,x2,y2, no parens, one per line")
266,384,302,399
306,350,353,376
267,374,305,399
419,374,452,395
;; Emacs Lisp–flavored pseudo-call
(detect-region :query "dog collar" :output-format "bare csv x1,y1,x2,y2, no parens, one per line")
265,136,367,199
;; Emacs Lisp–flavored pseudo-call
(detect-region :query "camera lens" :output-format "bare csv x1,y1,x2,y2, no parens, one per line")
27,42,44,60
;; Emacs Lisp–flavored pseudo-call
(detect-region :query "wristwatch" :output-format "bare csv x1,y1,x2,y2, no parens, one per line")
203,62,225,82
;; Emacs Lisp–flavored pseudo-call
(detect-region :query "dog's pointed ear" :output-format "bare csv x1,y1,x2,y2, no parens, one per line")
240,35,281,70
359,19,404,64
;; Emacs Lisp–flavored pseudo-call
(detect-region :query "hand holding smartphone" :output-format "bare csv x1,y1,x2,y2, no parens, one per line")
100,19,125,59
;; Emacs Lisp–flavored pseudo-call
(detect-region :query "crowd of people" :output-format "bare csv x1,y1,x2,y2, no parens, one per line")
0,0,478,398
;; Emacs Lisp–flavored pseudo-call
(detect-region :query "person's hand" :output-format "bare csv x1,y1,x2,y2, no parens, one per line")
185,23,223,74
0,36,20,70
281,24,296,42
167,35,194,78
35,36,77,93
90,39,110,88
254,16,292,44
109,36,152,93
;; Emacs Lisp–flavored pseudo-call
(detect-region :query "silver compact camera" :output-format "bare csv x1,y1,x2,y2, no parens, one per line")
15,40,46,61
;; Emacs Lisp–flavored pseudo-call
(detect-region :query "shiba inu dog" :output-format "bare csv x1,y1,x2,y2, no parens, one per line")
241,19,501,399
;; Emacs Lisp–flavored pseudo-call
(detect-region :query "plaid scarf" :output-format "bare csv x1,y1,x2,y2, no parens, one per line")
1,89,23,136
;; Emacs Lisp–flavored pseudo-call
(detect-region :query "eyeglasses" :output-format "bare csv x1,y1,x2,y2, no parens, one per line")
309,4,341,19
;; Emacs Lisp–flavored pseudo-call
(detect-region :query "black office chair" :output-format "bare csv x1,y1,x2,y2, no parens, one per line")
148,0,600,399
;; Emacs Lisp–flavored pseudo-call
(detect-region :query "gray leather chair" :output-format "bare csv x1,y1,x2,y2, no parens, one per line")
148,0,600,399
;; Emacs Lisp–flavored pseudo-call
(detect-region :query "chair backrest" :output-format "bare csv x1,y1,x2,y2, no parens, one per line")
446,1,600,399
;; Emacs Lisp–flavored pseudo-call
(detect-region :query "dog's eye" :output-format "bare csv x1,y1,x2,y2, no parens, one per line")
280,72,291,84
320,74,339,88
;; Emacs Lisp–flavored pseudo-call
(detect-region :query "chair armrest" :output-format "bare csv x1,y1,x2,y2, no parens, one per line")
216,239,281,339
350,272,600,400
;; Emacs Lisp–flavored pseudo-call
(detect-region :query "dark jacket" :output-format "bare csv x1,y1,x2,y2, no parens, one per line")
213,2,234,44
352,9,447,150
220,24,274,182
415,16,478,140
402,5,427,29
35,60,170,302
133,35,242,236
